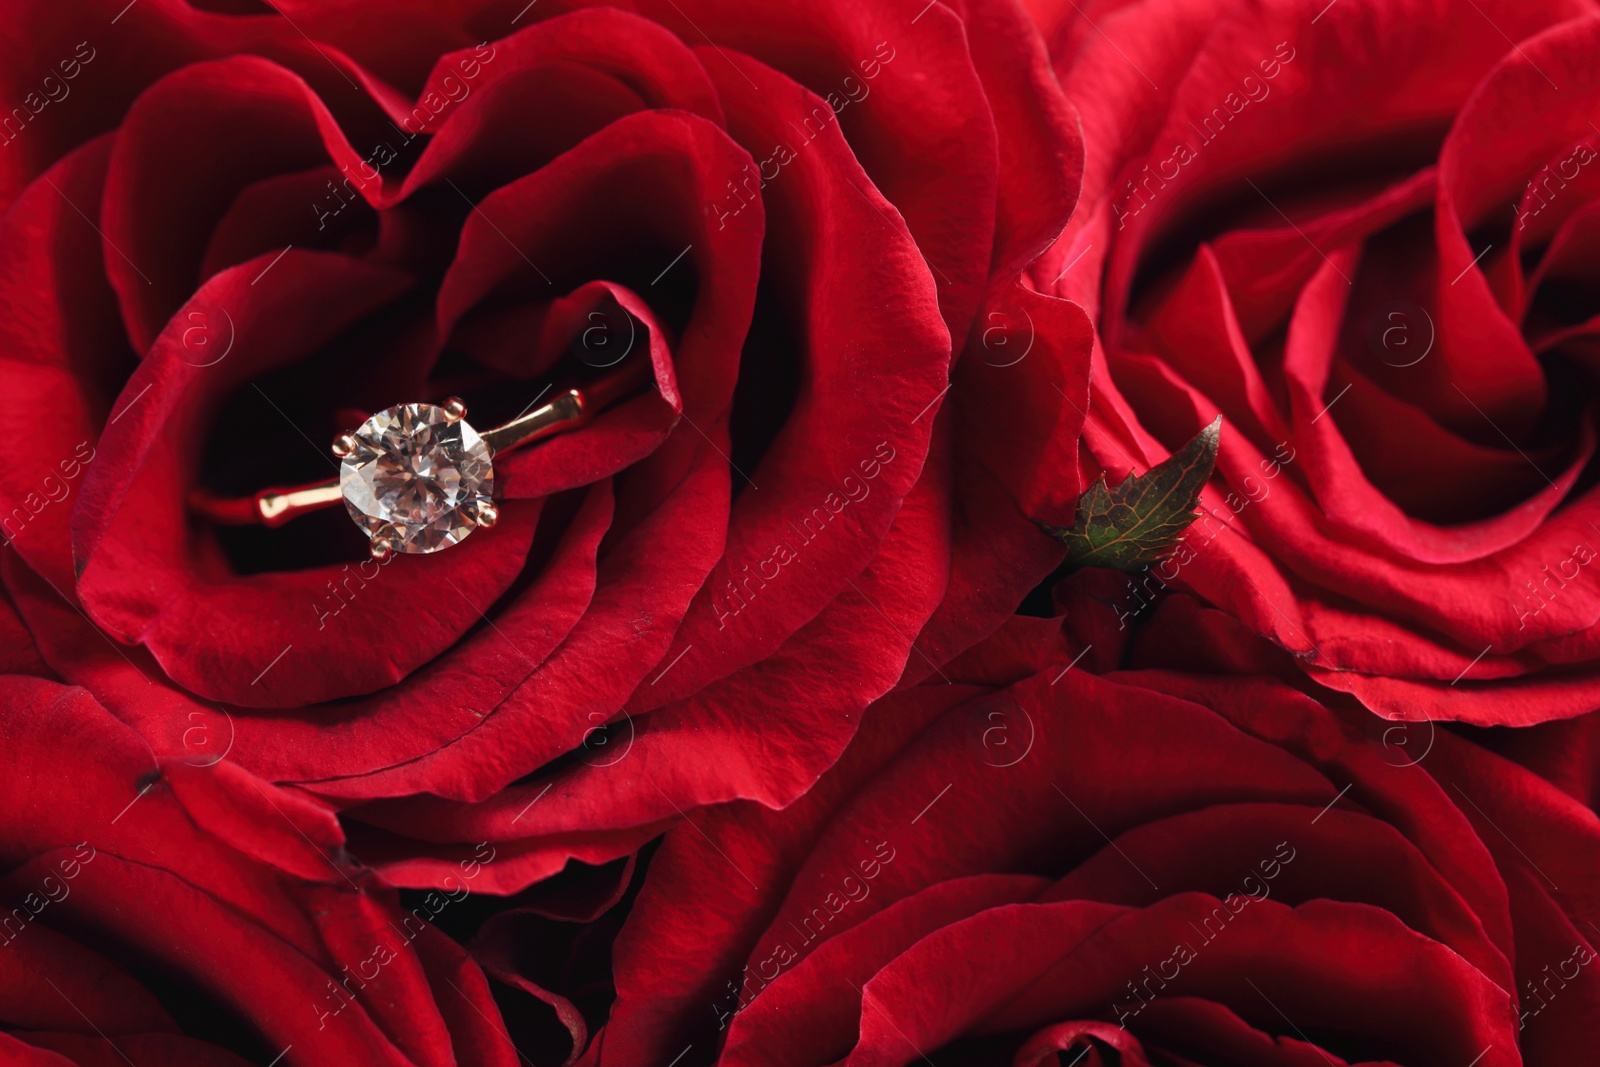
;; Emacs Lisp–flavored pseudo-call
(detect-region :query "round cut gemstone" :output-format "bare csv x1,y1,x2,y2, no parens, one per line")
340,403,495,554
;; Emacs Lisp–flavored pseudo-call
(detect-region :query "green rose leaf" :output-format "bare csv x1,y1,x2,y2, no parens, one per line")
1042,416,1222,571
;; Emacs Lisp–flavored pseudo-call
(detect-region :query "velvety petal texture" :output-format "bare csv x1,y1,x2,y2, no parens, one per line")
1031,0,1600,727
15,0,1599,1062
0,676,520,1067
0,0,1086,901
594,578,1600,1065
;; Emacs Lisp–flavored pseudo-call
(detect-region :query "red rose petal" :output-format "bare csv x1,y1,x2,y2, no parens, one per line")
640,49,947,707
0,675,517,1067
0,138,129,594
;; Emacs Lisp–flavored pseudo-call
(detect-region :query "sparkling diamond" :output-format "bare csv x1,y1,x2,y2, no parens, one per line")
340,403,495,554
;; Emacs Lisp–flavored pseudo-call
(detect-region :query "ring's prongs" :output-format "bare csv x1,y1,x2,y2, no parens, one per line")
443,397,468,422
477,502,500,529
369,534,395,562
331,432,358,458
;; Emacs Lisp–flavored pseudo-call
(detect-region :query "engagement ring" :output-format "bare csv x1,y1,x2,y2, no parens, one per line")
188,360,649,559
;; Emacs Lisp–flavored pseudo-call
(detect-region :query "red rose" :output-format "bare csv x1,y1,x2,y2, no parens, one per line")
1030,0,1600,727
0,676,519,1066
594,575,1600,1065
0,0,1088,890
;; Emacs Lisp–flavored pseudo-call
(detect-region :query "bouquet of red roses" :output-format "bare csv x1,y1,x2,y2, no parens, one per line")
3,0,1599,1063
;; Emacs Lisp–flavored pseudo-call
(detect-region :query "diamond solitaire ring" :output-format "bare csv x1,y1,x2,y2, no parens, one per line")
189,360,649,559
